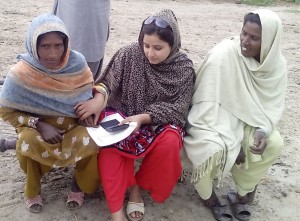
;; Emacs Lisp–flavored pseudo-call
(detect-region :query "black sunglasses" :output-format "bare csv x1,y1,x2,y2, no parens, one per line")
143,16,170,28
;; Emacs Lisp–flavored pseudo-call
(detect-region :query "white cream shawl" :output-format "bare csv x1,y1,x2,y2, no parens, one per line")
183,9,287,182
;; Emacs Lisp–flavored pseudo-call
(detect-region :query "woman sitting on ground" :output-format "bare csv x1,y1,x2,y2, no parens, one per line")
0,13,103,213
75,9,196,221
183,9,287,221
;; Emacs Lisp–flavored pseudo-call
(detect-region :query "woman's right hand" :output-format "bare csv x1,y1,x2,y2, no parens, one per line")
74,93,105,125
121,113,152,133
36,121,64,144
250,130,267,155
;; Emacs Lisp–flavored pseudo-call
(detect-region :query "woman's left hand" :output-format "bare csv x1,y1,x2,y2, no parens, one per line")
250,130,267,155
120,114,151,133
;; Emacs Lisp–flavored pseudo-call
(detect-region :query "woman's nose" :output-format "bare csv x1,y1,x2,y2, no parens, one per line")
49,47,59,58
242,37,250,45
148,48,155,57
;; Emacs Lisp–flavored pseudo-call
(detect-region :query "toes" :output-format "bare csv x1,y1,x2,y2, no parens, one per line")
29,204,42,213
129,211,142,218
67,201,79,209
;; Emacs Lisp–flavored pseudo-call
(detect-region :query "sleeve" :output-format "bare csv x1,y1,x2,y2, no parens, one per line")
0,107,38,129
97,48,126,93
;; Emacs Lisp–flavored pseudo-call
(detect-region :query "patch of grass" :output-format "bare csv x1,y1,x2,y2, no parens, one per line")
284,9,300,13
242,0,274,5
291,0,300,3
241,0,300,5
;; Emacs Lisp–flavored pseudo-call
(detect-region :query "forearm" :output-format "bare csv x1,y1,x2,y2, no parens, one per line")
93,92,106,111
0,107,37,128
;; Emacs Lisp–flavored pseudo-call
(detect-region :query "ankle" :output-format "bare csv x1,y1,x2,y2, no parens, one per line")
202,190,219,207
128,185,142,203
71,177,81,192
236,193,249,204
111,208,127,221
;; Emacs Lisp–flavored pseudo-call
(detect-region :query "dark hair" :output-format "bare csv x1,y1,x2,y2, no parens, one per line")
139,21,174,47
243,12,261,27
37,31,68,52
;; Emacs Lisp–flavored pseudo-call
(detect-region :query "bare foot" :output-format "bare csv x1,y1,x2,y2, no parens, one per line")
128,185,143,219
202,189,220,207
111,208,128,221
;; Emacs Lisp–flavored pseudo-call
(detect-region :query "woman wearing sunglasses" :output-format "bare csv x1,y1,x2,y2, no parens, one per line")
75,9,195,221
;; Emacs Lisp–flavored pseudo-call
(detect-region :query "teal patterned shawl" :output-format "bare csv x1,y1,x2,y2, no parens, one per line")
0,13,94,117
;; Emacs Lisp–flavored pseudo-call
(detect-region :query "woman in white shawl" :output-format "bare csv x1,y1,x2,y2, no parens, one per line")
183,9,286,221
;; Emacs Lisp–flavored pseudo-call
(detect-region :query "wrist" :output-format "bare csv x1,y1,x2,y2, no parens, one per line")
141,113,152,125
255,128,266,135
93,92,105,105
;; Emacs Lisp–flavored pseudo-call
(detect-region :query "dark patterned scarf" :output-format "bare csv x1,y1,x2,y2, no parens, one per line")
99,9,195,127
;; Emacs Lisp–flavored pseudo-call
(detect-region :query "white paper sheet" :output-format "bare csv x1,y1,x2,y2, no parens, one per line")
86,113,137,147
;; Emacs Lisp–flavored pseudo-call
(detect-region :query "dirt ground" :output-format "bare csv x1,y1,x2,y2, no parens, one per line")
0,0,299,220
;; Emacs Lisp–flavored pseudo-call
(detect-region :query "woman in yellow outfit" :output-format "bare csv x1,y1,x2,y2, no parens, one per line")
0,13,105,213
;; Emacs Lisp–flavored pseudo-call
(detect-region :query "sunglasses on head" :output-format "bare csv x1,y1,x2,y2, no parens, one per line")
143,16,170,28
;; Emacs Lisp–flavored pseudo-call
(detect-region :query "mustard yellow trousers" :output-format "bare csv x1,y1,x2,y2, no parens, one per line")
17,153,100,198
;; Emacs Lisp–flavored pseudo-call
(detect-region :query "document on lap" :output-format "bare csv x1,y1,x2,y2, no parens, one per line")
86,113,137,146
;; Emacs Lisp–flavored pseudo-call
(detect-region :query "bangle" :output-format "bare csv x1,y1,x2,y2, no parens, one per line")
28,117,39,129
93,83,109,107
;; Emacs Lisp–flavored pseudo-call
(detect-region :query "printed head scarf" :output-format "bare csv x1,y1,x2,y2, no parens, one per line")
138,9,181,63
99,9,195,127
0,13,94,117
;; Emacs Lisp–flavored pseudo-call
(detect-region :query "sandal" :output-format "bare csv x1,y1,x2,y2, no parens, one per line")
227,192,251,221
209,203,233,221
25,195,43,213
126,201,145,221
66,191,84,210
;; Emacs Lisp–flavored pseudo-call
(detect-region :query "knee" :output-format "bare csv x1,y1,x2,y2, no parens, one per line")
17,128,39,146
158,130,182,153
163,131,182,148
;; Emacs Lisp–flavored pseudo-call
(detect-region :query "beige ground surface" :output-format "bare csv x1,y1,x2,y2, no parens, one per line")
0,0,299,220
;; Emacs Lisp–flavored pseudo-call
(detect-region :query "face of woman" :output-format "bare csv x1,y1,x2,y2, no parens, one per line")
240,21,262,62
143,33,171,64
37,32,65,69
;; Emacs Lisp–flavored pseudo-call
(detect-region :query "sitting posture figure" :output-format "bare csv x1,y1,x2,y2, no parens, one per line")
76,9,195,221
183,9,286,221
0,13,101,213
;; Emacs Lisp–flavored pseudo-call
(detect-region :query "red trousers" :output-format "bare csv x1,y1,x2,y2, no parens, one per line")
98,130,182,213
